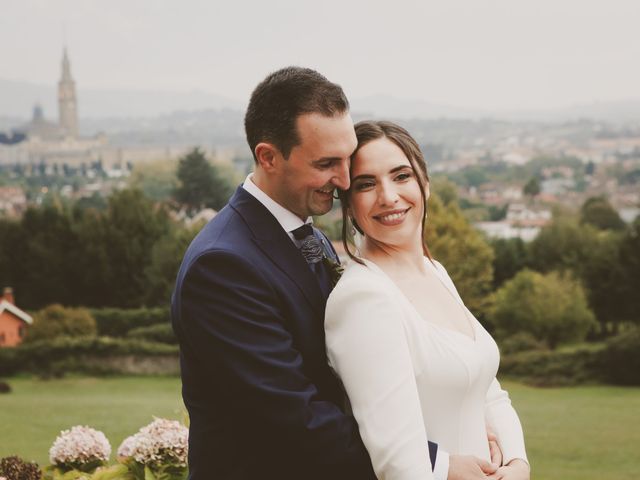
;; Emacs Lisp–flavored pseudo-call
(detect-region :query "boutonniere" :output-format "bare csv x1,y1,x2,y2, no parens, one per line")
322,255,344,288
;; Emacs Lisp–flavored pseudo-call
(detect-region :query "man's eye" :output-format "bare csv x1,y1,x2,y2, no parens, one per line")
317,163,332,170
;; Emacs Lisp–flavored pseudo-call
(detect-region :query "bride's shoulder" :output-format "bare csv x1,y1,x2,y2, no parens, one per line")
329,260,387,299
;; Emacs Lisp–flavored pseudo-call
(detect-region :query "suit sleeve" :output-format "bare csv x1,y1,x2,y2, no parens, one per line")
176,250,376,478
325,273,435,480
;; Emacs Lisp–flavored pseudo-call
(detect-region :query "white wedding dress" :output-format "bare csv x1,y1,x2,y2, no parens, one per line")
325,258,528,480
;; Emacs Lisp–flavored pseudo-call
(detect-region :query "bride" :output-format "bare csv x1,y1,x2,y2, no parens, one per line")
325,121,530,480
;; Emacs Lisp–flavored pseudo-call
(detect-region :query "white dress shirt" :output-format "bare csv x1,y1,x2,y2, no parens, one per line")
242,174,311,241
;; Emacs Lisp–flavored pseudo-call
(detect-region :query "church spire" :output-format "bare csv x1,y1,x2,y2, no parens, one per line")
58,46,78,138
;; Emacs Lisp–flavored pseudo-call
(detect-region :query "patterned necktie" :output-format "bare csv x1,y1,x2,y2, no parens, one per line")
291,223,331,297
292,224,324,264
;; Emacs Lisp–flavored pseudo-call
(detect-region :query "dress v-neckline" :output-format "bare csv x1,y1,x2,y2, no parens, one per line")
360,257,478,343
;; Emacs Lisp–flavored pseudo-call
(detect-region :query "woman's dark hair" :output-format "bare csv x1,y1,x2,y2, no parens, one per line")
339,120,432,264
244,66,349,161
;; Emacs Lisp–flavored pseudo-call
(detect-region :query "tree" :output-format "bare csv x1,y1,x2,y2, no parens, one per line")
523,177,540,197
75,188,172,307
430,177,458,207
528,217,624,334
425,193,495,320
580,196,625,231
613,219,640,325
490,237,529,288
174,148,233,213
143,224,200,306
491,269,597,349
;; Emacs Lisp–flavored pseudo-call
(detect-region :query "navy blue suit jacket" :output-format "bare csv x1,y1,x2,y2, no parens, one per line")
172,186,437,479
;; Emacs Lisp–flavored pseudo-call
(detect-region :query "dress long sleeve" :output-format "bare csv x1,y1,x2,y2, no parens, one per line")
325,273,435,480
485,379,529,465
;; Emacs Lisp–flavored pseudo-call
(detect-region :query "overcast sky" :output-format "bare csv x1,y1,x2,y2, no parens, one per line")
1,0,639,111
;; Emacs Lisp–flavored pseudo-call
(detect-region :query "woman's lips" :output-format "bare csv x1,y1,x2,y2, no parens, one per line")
373,208,410,226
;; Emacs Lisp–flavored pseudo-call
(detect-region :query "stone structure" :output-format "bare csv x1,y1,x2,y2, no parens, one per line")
58,48,78,138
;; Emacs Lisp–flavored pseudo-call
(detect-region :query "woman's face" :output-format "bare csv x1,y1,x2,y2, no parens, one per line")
349,137,428,250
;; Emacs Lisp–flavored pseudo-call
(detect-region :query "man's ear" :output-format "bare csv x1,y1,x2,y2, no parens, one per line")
254,142,281,173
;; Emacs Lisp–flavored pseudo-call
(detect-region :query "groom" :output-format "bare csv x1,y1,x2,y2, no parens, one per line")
172,67,499,480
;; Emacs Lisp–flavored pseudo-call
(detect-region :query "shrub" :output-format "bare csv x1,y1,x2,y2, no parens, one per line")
500,345,605,386
0,336,178,377
600,327,640,385
127,323,177,345
0,455,41,480
25,304,97,343
491,269,597,349
92,307,170,337
0,381,11,393
499,332,548,355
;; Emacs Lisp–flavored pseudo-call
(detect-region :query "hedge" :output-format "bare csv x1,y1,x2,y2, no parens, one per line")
500,345,606,386
600,327,640,385
91,307,171,337
127,323,177,345
0,336,178,377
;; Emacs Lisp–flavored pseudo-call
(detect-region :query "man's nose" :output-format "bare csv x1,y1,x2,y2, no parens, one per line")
332,160,351,191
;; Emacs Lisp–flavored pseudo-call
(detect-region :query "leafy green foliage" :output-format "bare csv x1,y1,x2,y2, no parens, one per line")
601,327,640,385
0,337,178,377
173,147,233,213
491,269,597,349
580,196,625,231
500,345,605,386
92,308,170,337
26,305,97,343
523,176,541,197
490,237,530,288
425,193,495,319
127,324,177,345
498,332,548,355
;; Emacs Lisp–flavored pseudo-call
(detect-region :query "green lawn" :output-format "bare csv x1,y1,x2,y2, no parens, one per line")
1,377,639,479
0,376,184,466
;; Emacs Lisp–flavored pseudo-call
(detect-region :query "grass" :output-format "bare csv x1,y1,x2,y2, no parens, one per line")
0,376,184,465
1,377,639,479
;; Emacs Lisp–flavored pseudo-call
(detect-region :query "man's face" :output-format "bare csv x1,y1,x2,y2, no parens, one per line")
274,112,357,220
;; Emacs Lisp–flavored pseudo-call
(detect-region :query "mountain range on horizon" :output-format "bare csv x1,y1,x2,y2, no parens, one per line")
2,77,640,125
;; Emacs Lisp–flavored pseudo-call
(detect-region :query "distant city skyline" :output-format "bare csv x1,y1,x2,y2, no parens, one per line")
1,0,639,112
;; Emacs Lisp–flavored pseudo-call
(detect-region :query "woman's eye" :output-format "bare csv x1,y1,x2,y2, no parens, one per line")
354,182,375,191
395,172,412,181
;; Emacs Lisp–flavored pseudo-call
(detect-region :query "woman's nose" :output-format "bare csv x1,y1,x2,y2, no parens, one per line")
377,181,399,206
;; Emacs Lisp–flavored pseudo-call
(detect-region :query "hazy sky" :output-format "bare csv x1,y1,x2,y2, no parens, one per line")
2,0,639,110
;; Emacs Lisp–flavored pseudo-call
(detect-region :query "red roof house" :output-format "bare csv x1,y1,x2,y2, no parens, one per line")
0,287,33,347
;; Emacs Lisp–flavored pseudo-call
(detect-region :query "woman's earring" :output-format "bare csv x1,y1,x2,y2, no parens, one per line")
350,217,361,236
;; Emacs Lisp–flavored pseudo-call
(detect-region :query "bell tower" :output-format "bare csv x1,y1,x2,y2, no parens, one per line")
58,47,78,138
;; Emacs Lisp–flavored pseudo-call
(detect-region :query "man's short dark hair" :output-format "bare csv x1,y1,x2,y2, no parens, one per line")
244,66,350,161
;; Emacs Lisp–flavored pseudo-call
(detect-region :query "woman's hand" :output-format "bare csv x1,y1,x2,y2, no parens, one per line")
486,459,530,480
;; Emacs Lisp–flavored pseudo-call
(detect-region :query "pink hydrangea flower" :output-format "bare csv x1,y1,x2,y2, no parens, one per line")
49,425,111,466
117,418,188,467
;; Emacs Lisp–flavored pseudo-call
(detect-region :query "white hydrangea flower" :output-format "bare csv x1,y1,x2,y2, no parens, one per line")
49,425,111,466
117,418,188,467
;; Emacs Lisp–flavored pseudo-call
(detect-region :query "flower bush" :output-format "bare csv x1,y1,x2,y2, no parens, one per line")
0,456,42,480
48,426,111,473
10,419,188,480
117,418,188,480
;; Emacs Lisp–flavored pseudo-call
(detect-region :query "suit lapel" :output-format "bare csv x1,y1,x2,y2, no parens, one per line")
229,186,325,313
